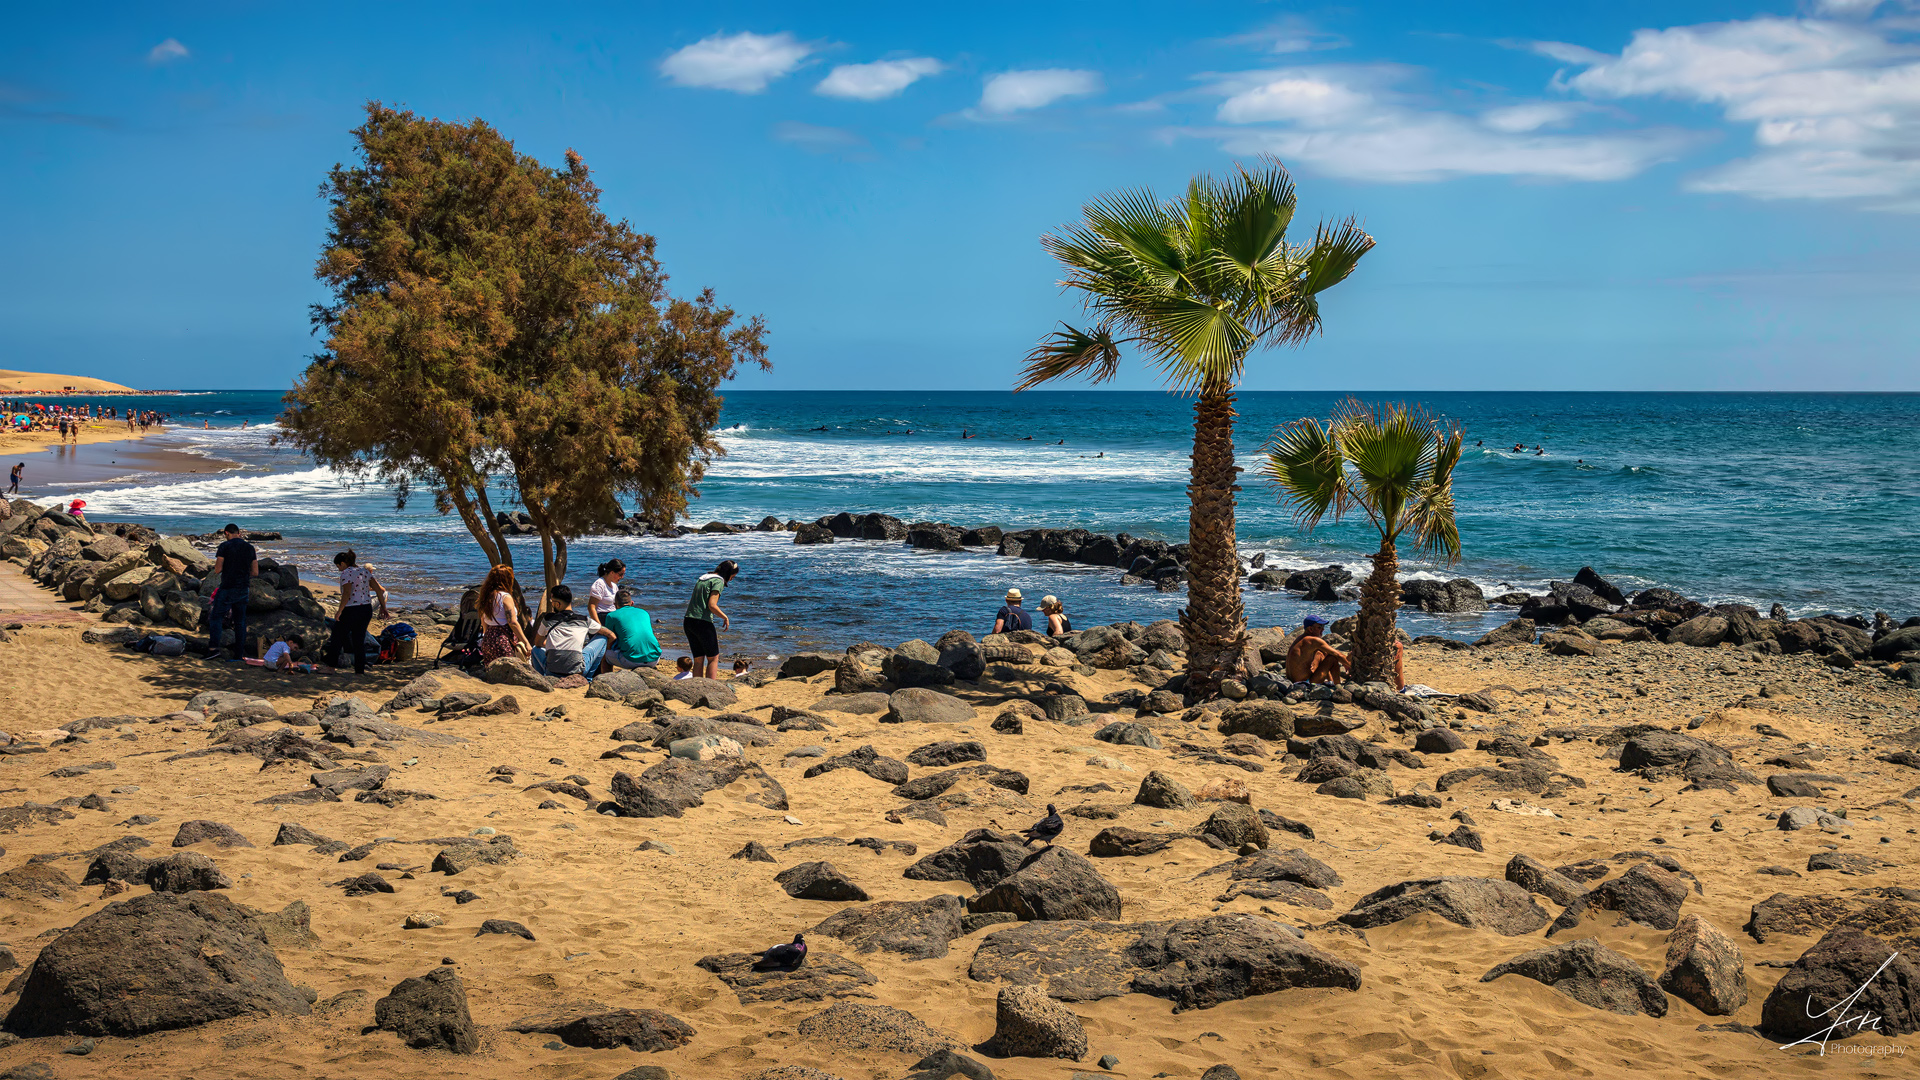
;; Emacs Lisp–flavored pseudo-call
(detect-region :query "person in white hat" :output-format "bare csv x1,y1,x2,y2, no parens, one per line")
993,587,1032,635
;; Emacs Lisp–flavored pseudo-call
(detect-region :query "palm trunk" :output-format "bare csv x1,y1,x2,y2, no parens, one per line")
1354,538,1399,684
1180,387,1249,701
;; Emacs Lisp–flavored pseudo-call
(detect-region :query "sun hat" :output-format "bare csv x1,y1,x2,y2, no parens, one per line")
1005,588,1022,602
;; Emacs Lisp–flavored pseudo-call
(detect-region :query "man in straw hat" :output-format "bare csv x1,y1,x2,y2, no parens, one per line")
992,587,1032,635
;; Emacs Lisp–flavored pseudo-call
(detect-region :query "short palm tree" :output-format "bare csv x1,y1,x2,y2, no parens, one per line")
1263,401,1464,684
1017,158,1374,698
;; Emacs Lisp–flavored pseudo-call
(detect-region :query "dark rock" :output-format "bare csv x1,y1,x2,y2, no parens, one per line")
171,820,252,849
732,841,776,863
810,894,967,960
1768,774,1823,798
373,967,478,1053
272,822,334,848
893,765,1028,801
1430,825,1484,852
969,914,1361,1009
80,850,152,887
657,676,737,709
505,1007,695,1052
1473,619,1536,648
1401,577,1487,614
1480,939,1667,1016
431,836,519,875
1200,804,1269,850
981,985,1086,1060
906,740,987,767
1760,928,1919,1040
903,830,1034,889
341,872,395,896
1341,877,1550,935
1504,854,1587,907
695,950,878,1004
144,852,232,893
478,919,535,940
967,847,1122,922
904,1048,994,1080
1133,770,1196,810
1415,729,1467,754
2,892,310,1037
776,861,870,902
1549,863,1689,936
805,745,910,785
1660,914,1749,1016
1092,721,1159,749
797,1001,959,1057
1215,702,1295,742
607,759,788,818
884,688,973,724
1087,827,1179,858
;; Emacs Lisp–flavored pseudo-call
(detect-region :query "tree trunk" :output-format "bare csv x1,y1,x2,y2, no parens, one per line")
1180,387,1249,700
444,481,507,570
1354,538,1399,684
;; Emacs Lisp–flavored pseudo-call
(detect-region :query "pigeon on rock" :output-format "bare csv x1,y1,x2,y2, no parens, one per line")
760,933,807,970
1023,804,1064,846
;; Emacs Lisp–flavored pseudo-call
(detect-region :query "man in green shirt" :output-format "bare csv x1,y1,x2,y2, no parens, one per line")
600,588,662,670
682,559,738,680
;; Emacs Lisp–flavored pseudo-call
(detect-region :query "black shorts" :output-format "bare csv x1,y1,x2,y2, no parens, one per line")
683,617,719,658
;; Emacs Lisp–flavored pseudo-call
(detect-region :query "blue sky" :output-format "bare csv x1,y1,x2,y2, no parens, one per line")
4,0,1918,391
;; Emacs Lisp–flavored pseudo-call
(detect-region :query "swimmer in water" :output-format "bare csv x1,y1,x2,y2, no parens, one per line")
1095,451,1103,458
1022,435,1033,441
1535,448,1545,456
1056,439,1064,445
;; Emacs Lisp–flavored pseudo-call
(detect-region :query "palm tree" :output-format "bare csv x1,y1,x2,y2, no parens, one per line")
1263,401,1464,684
1017,158,1374,698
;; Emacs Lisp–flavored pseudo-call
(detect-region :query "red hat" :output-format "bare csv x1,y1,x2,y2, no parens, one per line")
69,499,86,509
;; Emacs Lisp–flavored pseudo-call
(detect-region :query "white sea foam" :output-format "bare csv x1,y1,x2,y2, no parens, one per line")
709,434,1187,485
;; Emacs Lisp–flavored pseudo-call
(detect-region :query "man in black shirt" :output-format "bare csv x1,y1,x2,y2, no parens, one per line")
993,587,1032,635
207,523,258,661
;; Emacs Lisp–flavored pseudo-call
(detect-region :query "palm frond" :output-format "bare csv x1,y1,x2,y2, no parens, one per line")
1265,217,1377,346
1333,400,1435,538
1132,296,1255,393
1261,417,1349,531
1403,424,1464,561
1014,322,1130,391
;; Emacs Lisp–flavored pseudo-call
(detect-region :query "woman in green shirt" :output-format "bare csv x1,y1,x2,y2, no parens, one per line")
683,559,738,680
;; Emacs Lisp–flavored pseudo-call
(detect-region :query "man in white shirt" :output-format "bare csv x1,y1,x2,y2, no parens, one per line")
532,584,614,678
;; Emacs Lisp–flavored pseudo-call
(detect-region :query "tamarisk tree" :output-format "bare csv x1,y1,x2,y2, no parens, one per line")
284,103,768,589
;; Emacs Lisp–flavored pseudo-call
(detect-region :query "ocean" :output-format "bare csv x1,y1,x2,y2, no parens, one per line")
22,389,1920,659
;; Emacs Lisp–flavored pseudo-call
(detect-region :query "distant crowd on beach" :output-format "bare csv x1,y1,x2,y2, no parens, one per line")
2,400,171,440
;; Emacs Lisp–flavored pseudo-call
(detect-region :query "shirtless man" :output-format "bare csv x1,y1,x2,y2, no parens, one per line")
1285,614,1347,685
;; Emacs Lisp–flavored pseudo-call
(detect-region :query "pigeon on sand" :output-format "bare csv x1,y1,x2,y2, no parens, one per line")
1023,804,1064,846
761,933,807,969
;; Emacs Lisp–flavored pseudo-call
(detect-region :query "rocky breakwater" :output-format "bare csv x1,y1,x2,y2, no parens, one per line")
1462,565,1920,693
2,497,331,657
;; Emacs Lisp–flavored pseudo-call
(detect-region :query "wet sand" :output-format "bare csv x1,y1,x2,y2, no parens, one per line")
2,436,238,497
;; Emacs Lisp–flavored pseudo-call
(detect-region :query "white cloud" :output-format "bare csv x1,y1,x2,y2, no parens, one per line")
816,57,943,101
659,31,810,93
1814,0,1887,16
1481,102,1585,133
1550,13,1920,207
1197,67,1686,183
976,69,1103,115
147,38,189,64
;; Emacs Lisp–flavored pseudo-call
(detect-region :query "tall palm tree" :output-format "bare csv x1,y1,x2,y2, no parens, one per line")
1018,158,1374,698
1263,401,1464,684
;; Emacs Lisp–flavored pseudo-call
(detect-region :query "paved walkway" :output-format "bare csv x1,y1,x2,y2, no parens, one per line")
0,560,87,626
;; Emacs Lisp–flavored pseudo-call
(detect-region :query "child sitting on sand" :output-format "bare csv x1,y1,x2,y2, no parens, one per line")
731,658,752,677
673,656,693,680
257,633,318,673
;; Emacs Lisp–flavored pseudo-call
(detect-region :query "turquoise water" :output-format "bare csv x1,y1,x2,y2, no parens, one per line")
25,389,1919,657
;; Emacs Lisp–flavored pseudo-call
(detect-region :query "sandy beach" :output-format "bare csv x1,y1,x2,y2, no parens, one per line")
0,542,1916,1078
